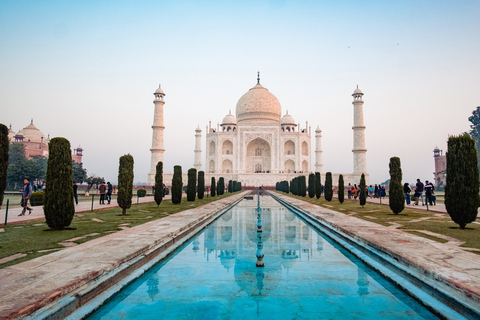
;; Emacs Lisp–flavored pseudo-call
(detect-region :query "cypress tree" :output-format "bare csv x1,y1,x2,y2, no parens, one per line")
187,168,197,201
325,172,333,201
171,165,183,204
389,157,405,214
218,177,225,195
445,134,480,229
117,154,134,215
0,124,8,207
197,171,205,199
315,172,321,199
285,180,289,194
338,174,345,204
359,173,367,207
228,180,233,193
154,161,163,207
308,173,315,198
211,177,216,197
44,138,74,229
299,176,306,197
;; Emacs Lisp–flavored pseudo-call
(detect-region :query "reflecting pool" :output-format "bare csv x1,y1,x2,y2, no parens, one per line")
89,195,439,319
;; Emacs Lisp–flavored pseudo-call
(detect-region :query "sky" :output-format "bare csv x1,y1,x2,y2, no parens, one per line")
1,0,479,185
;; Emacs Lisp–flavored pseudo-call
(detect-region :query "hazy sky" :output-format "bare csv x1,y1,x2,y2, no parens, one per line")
1,0,479,185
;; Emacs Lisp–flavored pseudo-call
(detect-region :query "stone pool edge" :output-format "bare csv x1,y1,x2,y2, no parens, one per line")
0,192,248,320
271,191,480,317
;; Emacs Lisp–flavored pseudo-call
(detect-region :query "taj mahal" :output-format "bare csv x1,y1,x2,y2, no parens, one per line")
148,74,368,187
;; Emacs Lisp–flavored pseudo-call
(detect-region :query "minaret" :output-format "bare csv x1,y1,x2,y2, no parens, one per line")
148,85,166,185
315,126,323,173
194,126,202,171
352,86,367,176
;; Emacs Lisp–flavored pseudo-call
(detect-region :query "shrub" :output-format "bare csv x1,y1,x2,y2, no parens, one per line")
445,134,480,229
117,154,134,215
211,177,216,197
198,171,205,199
217,177,225,196
187,168,197,201
137,188,147,197
338,175,344,204
0,124,8,207
315,172,321,199
172,165,183,204
325,172,333,201
44,137,74,230
154,161,163,207
359,173,366,207
308,173,315,198
30,191,45,206
389,157,405,215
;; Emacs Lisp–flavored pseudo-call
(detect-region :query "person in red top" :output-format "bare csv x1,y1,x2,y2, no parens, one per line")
99,182,106,204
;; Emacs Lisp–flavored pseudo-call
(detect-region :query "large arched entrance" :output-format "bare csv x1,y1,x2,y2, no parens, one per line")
246,138,271,173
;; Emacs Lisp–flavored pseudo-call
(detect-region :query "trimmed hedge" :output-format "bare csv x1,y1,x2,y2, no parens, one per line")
30,191,45,206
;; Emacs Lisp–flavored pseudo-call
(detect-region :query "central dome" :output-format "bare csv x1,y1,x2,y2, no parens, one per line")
236,83,281,124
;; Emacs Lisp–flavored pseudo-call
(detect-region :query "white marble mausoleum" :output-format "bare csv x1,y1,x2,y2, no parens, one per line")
148,75,369,187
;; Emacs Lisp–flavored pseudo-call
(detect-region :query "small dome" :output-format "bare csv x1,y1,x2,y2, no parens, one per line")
353,86,363,94
154,85,165,95
17,121,46,143
281,113,295,125
222,111,237,125
7,126,15,141
77,145,83,150
236,82,282,124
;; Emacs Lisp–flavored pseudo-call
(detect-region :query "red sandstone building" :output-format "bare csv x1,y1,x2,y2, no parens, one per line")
7,120,83,163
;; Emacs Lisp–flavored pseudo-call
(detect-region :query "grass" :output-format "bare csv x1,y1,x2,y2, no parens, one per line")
276,192,480,252
0,192,240,269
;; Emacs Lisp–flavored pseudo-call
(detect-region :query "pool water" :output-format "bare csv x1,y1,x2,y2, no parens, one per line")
89,195,439,319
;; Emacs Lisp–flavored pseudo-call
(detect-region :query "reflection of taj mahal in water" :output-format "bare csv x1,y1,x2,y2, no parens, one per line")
148,74,369,186
190,195,370,299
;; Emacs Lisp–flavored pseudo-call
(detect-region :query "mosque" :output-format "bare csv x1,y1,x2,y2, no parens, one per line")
7,120,83,163
148,74,368,187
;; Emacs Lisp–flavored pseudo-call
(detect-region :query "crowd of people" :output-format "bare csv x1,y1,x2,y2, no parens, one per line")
346,179,436,206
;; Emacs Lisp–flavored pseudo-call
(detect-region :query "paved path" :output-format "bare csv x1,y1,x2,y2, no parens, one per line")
338,194,480,218
0,195,162,226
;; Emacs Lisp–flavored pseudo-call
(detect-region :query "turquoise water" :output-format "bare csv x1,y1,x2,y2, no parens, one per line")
89,195,439,319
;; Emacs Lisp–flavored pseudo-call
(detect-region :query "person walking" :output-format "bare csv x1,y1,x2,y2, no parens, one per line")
19,178,33,216
347,183,352,199
99,182,106,204
353,184,358,200
425,180,434,206
73,183,78,205
106,182,113,204
403,183,411,205
415,179,425,205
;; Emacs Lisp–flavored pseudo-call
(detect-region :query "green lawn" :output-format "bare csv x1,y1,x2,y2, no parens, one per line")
0,192,240,269
277,192,480,253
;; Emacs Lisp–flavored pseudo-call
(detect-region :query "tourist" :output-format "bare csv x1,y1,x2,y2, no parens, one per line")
152,185,155,195
163,184,166,197
347,183,352,199
416,179,425,205
18,178,33,216
425,180,434,206
73,183,78,205
99,182,106,204
403,183,411,205
380,185,386,198
353,184,358,200
374,184,379,198
106,182,113,204
368,185,374,198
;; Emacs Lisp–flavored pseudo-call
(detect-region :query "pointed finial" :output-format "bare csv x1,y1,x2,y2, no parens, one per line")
31,118,33,124
229,109,231,114
9,124,12,129
159,84,161,88
257,71,260,84
286,110,289,115
356,84,358,89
